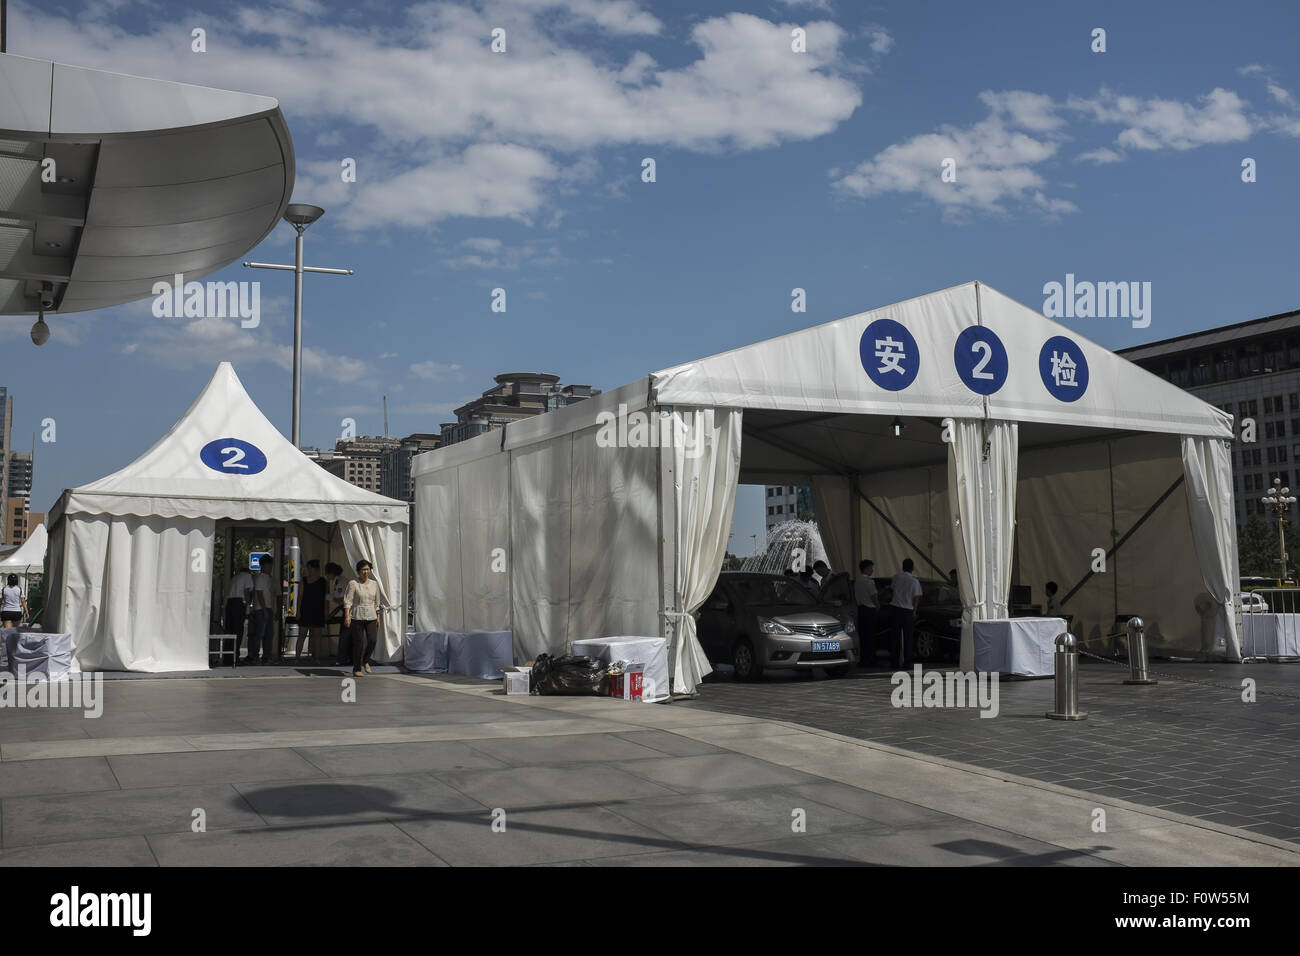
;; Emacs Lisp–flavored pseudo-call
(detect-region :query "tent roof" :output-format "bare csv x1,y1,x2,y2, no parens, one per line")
0,522,46,572
413,282,1231,481
53,363,407,525
652,281,1232,439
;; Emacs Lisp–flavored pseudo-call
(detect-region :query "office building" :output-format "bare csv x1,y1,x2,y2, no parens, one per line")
440,373,599,447
765,485,813,529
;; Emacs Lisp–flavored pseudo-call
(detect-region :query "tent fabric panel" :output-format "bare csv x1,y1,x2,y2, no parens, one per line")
509,435,574,660
853,464,954,580
414,467,464,633
949,419,1018,670
340,521,408,664
979,286,1232,439
567,423,662,641
667,408,741,695
456,453,513,634
1181,436,1243,659
652,283,982,420
66,514,214,672
60,492,406,526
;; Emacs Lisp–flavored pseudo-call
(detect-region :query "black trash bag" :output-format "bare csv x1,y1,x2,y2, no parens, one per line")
531,653,609,696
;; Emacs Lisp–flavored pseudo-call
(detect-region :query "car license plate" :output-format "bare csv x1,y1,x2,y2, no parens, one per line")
811,640,840,653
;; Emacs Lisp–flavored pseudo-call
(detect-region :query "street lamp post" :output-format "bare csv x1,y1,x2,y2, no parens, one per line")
1261,477,1297,584
244,204,354,447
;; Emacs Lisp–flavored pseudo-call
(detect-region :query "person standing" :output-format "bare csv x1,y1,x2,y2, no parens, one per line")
343,559,381,677
325,562,349,665
1045,580,1063,617
854,559,878,667
889,558,922,668
296,560,328,663
248,554,278,664
227,565,253,662
1,575,27,626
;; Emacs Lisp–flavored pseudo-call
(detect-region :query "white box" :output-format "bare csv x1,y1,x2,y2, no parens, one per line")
502,666,532,695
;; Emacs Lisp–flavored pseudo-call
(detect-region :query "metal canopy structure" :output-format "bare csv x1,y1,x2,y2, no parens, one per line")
0,52,295,315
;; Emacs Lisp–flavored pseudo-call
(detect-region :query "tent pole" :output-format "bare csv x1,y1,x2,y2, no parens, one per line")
1061,475,1185,606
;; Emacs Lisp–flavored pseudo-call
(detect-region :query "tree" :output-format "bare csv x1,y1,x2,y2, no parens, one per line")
721,552,744,571
1239,514,1278,577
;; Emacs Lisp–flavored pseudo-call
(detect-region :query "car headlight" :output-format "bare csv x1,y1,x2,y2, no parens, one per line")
758,617,794,635
949,618,963,628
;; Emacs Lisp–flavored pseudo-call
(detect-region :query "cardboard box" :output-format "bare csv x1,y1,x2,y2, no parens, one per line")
502,666,532,696
609,662,646,701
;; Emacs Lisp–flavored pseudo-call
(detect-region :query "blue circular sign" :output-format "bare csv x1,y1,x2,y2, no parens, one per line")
1038,336,1089,402
200,438,268,475
860,319,920,391
954,326,1008,395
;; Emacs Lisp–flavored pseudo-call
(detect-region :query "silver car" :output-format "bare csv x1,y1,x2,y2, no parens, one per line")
697,572,858,680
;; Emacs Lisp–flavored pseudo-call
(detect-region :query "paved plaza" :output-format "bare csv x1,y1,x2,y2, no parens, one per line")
0,665,1295,866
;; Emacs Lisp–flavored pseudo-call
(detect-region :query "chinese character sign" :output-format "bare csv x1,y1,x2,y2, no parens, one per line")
1038,336,1089,402
860,319,920,391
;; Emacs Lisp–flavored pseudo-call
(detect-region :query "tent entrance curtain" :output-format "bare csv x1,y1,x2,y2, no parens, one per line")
948,419,1018,671
665,407,742,697
1181,436,1242,660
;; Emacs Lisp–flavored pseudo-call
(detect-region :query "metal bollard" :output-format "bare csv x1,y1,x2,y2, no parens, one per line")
1046,632,1087,720
1123,616,1158,685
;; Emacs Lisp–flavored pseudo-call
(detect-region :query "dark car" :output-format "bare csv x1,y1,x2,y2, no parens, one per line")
869,577,963,663
697,572,858,680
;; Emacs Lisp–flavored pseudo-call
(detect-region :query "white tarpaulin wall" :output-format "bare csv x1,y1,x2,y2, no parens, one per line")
415,281,1243,686
46,363,408,672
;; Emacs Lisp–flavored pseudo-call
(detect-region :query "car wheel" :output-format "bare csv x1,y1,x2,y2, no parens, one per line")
825,664,850,678
914,630,938,663
732,639,763,682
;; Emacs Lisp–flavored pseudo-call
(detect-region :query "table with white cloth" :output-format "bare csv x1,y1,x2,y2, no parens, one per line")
446,630,514,679
3,629,73,681
1239,613,1300,657
972,618,1065,677
404,630,450,673
570,636,670,702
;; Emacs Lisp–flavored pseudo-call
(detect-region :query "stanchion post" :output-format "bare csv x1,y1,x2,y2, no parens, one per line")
1124,616,1158,685
1046,632,1087,720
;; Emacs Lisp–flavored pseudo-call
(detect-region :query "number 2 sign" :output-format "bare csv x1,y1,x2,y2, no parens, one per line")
200,438,268,476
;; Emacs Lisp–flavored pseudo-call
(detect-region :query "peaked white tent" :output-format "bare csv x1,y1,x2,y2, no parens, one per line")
414,282,1240,696
47,363,408,672
0,522,47,591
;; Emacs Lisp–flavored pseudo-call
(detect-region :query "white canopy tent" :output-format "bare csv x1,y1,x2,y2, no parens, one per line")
414,282,1239,695
0,522,47,592
46,363,408,672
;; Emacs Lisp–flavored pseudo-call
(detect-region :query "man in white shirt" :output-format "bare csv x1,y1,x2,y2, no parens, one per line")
889,558,923,668
226,568,253,661
247,555,279,664
854,559,879,667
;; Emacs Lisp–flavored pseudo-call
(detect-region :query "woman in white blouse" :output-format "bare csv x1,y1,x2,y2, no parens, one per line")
343,559,381,676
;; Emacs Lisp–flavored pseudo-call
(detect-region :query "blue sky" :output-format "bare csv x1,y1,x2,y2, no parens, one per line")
8,0,1300,553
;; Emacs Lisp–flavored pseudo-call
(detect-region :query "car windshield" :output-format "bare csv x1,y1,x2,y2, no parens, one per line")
730,577,819,607
923,583,960,605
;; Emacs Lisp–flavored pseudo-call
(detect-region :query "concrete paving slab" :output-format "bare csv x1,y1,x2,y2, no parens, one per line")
434,764,678,809
295,741,510,777
2,784,264,847
0,756,120,799
613,752,821,793
107,748,327,790
148,821,447,867
611,730,726,757
233,773,486,826
396,805,680,865
2,735,197,761
0,835,158,867
464,732,669,766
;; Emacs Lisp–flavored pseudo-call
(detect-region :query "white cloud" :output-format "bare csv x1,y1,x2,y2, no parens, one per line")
411,361,464,381
462,237,504,254
833,89,1071,220
1068,87,1254,151
1076,147,1123,164
12,5,863,231
867,27,894,56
